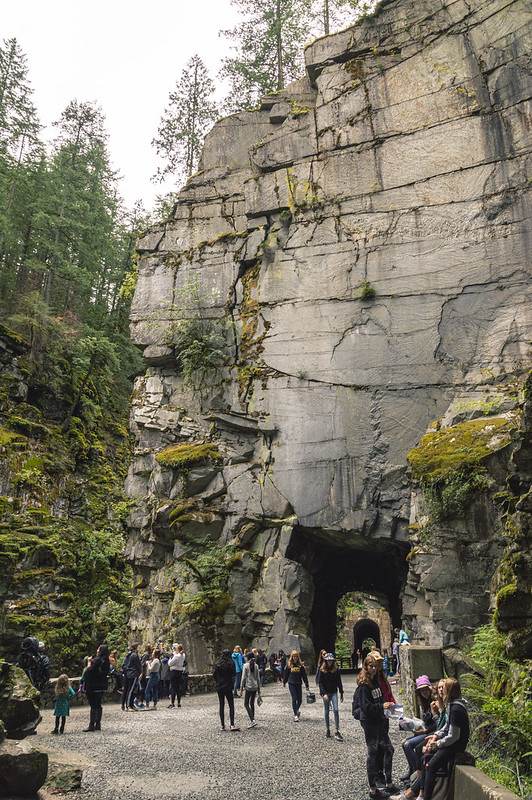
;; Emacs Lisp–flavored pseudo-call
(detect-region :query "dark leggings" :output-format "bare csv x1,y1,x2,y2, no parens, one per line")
170,671,183,705
244,689,256,721
421,747,455,800
217,687,234,728
54,716,66,732
86,690,103,729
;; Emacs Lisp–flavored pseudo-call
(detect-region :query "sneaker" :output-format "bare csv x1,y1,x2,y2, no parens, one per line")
230,725,240,731
248,720,258,728
51,729,58,735
294,715,299,722
369,790,390,799
167,703,175,708
386,784,400,794
334,731,344,741
326,729,331,738
389,793,409,800
220,725,226,731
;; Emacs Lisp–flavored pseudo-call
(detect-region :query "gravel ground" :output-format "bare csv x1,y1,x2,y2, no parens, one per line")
38,675,407,800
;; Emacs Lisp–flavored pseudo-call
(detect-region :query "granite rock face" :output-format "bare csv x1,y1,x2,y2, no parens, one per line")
126,0,532,669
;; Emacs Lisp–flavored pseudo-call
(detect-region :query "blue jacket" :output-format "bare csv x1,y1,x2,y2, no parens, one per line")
232,652,243,673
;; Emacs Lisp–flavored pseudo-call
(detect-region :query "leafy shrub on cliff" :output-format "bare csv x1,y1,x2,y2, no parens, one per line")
465,624,532,797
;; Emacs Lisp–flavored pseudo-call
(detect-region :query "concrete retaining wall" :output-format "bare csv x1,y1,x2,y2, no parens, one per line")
454,766,521,800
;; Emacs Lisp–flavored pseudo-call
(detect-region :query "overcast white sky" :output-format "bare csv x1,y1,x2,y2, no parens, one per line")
2,0,242,210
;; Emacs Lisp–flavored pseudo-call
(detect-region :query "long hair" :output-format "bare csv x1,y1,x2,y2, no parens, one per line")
357,655,377,687
216,649,233,669
443,677,462,704
320,658,338,673
288,650,302,668
55,674,70,697
97,644,109,659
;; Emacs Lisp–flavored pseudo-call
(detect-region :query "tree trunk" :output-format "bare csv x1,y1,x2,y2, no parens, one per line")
276,0,284,90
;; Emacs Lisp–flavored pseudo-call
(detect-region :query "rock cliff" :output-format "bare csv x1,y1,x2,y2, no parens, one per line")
126,0,532,670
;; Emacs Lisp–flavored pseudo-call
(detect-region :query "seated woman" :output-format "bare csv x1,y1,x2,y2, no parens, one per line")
401,675,439,781
391,677,470,800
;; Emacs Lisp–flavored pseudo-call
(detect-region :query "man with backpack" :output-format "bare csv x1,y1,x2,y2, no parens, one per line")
16,637,50,690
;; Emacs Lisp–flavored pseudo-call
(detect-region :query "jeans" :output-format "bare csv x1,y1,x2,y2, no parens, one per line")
403,733,430,772
323,692,339,730
375,718,394,782
288,683,302,716
361,720,390,788
244,689,256,721
145,672,160,705
233,671,242,696
217,687,234,728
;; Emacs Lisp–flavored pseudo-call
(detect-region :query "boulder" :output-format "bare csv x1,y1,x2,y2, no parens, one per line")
0,663,41,739
0,738,48,796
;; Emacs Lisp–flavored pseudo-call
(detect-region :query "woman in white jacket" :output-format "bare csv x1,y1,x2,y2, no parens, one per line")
168,643,186,708
240,651,261,727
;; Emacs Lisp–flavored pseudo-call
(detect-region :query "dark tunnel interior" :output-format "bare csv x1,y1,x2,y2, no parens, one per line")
286,526,410,658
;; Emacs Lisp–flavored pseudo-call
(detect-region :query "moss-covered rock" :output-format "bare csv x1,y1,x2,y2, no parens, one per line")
407,414,520,483
156,441,222,470
0,663,40,739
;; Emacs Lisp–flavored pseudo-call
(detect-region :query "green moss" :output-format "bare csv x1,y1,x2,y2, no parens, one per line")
0,426,26,448
359,280,376,300
156,441,222,470
407,415,518,483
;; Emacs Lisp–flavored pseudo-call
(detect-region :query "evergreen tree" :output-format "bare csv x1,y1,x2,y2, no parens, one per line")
220,0,313,111
152,55,218,185
41,100,119,315
0,38,43,285
314,0,377,35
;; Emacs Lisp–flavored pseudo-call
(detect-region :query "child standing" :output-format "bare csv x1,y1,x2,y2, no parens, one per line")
52,674,75,734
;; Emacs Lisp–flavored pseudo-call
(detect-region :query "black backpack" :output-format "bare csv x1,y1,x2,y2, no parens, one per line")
352,685,361,720
16,637,39,679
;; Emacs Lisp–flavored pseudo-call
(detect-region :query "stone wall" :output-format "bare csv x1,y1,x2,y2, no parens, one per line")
126,0,532,670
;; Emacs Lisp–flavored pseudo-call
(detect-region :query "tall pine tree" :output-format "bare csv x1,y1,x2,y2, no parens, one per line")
152,55,218,185
220,0,313,111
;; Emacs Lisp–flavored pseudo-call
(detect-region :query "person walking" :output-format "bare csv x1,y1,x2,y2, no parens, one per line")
356,655,395,799
83,644,110,732
232,646,244,697
283,650,309,722
52,674,75,734
122,643,142,711
145,648,161,709
213,649,239,731
168,643,186,708
373,652,399,794
318,652,344,741
240,650,261,728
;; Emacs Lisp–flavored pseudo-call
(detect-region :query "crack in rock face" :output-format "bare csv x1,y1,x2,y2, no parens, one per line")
126,0,532,669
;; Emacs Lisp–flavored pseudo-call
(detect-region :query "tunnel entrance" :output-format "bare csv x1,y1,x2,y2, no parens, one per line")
286,526,409,662
353,617,381,658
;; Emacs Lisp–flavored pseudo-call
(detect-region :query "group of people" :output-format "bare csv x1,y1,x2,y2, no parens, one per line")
44,632,470,800
354,650,470,800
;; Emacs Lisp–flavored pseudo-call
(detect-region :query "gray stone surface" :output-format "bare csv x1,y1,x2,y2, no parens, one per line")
126,0,532,668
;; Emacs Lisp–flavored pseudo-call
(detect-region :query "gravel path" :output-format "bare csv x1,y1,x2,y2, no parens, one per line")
38,675,407,800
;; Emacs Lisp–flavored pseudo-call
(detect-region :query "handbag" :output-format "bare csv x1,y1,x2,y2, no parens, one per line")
306,690,316,704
